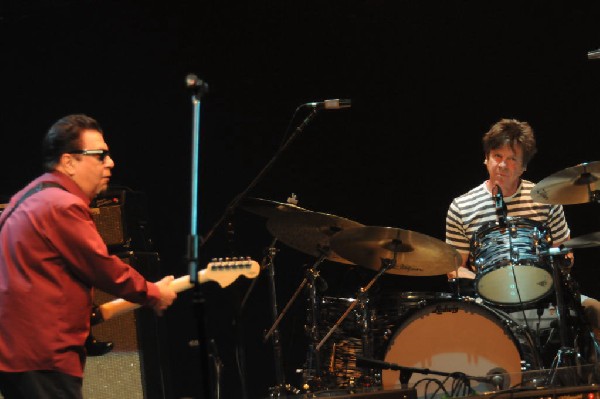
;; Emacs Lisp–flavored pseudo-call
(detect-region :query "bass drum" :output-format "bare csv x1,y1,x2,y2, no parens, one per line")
381,299,540,398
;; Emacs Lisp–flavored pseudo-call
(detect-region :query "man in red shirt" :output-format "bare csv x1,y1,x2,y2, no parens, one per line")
0,114,177,398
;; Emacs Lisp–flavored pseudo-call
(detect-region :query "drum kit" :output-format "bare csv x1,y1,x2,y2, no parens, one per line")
242,161,600,398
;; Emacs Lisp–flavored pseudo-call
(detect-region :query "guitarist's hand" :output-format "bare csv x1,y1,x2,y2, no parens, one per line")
153,275,177,316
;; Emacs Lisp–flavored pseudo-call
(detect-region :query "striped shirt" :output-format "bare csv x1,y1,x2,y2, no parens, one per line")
446,180,569,263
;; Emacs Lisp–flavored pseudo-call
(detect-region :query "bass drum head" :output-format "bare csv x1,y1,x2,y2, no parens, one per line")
382,300,536,398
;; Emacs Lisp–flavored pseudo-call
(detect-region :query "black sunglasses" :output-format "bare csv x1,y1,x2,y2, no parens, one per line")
69,149,111,162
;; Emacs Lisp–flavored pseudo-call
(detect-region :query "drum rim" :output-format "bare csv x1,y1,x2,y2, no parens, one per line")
474,264,554,307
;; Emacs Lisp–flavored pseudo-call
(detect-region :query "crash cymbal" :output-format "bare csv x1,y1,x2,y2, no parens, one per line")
266,211,364,264
329,226,462,276
239,197,310,218
562,232,600,249
531,161,600,205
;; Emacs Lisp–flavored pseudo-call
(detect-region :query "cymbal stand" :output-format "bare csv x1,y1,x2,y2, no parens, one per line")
262,238,301,397
545,253,579,386
264,253,328,392
316,257,396,352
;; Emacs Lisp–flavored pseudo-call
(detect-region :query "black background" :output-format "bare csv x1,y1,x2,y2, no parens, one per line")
2,2,600,398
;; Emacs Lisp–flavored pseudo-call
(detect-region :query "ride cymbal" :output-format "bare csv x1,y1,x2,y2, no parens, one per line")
531,161,600,205
329,226,462,276
266,211,364,264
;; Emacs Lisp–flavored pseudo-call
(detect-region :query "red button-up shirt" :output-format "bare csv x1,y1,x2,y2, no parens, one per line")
0,171,160,377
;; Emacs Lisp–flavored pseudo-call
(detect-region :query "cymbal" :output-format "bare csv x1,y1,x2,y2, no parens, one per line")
239,197,310,218
562,232,600,249
266,211,364,264
531,161,600,205
329,226,462,276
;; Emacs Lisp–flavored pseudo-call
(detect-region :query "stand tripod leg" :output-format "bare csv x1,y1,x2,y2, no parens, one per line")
264,247,327,396
544,254,600,386
300,264,329,393
545,254,578,386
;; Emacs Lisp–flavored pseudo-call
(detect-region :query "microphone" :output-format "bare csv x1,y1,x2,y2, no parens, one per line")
304,99,351,110
185,73,209,93
468,369,507,390
494,185,508,225
588,48,600,60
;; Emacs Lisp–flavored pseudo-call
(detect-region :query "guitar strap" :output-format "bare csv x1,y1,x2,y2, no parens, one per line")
0,182,66,232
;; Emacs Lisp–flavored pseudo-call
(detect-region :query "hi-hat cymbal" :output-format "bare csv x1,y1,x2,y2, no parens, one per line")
531,161,600,205
329,226,462,276
239,197,310,218
266,211,364,264
562,232,600,249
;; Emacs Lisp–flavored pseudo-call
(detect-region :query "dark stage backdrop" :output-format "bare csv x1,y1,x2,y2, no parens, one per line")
2,2,600,398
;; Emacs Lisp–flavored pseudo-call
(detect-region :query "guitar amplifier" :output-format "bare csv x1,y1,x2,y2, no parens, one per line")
83,251,170,399
90,188,154,251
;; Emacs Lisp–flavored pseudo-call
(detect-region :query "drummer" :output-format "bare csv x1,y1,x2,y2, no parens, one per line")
445,118,600,330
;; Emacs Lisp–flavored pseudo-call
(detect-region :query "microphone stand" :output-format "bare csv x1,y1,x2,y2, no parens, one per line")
184,75,213,399
192,104,324,397
262,238,290,396
198,106,320,248
355,356,475,389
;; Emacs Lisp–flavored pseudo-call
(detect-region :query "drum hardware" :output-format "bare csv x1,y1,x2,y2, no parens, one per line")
312,255,400,392
329,226,462,276
535,247,600,386
531,161,600,205
310,295,376,390
248,199,366,393
316,257,396,353
259,237,302,397
267,255,330,393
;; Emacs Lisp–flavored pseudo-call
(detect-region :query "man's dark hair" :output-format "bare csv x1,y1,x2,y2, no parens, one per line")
482,118,537,167
42,114,103,171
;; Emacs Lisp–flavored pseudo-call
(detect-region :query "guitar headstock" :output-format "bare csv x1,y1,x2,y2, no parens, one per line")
204,257,260,288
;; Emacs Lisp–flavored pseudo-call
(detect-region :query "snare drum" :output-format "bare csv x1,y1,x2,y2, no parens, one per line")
470,217,553,307
381,298,541,397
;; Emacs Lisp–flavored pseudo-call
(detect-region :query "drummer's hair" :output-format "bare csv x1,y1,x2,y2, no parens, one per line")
482,118,537,166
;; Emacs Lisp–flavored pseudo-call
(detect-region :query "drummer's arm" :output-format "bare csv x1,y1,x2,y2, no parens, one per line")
554,237,575,269
447,251,476,280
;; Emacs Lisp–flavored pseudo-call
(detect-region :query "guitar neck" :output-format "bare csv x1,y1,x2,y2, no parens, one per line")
98,258,259,322
99,275,195,322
